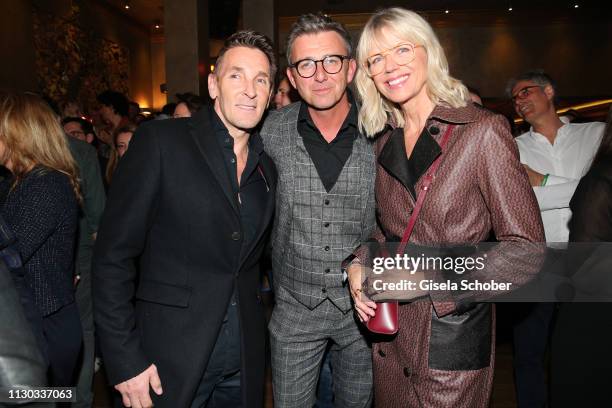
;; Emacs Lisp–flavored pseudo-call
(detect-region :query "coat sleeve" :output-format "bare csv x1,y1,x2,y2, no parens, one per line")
473,115,545,299
0,259,47,388
79,143,106,234
92,122,161,385
5,173,75,264
433,115,546,317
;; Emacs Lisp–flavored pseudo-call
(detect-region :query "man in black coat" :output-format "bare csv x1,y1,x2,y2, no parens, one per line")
93,31,277,408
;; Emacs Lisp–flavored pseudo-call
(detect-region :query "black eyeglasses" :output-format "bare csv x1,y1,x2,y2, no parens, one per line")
511,85,541,103
289,55,350,78
66,130,85,138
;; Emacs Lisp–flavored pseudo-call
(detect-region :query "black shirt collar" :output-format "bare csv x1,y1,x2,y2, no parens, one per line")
297,90,358,138
209,105,264,155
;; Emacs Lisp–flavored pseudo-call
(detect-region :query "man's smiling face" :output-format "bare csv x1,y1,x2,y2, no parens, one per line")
208,46,272,135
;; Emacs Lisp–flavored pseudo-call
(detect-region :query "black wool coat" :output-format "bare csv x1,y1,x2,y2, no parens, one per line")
93,108,277,408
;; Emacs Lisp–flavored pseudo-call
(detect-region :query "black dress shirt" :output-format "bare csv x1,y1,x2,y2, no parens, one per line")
211,108,269,254
297,98,358,192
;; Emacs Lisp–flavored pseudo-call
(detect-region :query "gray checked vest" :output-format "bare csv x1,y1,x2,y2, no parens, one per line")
261,104,376,313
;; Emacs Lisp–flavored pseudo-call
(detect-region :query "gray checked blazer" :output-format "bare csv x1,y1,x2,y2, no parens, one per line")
260,102,376,312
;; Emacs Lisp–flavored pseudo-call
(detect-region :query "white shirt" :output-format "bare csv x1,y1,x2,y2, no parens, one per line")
515,117,604,243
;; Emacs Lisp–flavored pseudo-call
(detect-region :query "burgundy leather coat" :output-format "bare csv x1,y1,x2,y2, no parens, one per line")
358,103,545,407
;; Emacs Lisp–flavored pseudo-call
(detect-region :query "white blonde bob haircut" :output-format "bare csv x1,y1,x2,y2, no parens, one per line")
355,7,470,137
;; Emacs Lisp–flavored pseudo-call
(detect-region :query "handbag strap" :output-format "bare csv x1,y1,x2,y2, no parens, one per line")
397,125,455,254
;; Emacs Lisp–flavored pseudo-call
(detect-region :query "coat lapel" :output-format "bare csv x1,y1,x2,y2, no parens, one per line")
378,127,441,199
189,108,240,216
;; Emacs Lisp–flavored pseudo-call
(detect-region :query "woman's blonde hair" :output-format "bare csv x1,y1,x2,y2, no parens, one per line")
0,91,81,201
355,7,470,137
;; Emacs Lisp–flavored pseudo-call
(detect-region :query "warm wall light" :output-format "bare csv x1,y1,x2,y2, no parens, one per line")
508,7,513,11
574,4,579,8
445,10,450,14
210,65,215,72
154,20,161,29
124,2,130,10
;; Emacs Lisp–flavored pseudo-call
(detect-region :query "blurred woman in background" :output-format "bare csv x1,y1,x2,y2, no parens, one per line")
105,124,136,185
273,74,299,109
173,92,205,118
0,91,82,386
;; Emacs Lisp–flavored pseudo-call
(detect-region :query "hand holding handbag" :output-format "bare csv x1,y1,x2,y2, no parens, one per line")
365,125,455,335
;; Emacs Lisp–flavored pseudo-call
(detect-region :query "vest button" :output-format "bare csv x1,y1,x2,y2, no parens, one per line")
403,367,411,377
378,348,386,357
429,126,440,135
322,288,327,293
324,246,330,251
324,199,330,205
324,222,330,228
325,268,330,273
231,231,241,241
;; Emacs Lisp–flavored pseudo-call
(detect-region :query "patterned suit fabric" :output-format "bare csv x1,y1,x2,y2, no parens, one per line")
261,103,376,407
262,103,376,311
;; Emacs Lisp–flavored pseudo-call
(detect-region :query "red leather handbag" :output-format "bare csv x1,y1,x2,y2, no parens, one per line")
366,300,399,334
366,125,455,335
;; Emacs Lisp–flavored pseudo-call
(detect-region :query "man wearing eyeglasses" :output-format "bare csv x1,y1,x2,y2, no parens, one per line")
260,13,375,408
62,117,96,144
506,70,604,408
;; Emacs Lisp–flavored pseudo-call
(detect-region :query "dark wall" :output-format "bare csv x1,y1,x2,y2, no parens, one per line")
76,1,152,107
1,0,37,91
278,7,612,100
436,19,612,98
2,0,152,107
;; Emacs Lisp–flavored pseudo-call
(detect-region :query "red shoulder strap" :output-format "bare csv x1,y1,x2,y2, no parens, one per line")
397,125,455,254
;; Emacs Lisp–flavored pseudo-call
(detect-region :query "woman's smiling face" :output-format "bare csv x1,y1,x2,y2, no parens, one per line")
368,27,429,107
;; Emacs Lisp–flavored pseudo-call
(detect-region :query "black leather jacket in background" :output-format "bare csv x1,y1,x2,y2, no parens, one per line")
0,259,47,390
0,215,47,390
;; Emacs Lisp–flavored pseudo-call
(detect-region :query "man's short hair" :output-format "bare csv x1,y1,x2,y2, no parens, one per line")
506,70,557,100
176,92,205,115
161,102,177,116
97,90,130,117
61,116,95,136
215,30,277,84
286,13,353,65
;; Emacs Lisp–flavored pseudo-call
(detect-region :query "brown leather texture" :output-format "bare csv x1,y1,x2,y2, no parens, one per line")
362,103,545,407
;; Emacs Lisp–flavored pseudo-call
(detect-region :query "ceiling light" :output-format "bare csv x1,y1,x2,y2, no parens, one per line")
574,4,579,8
445,10,450,14
508,7,513,11
124,2,130,9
